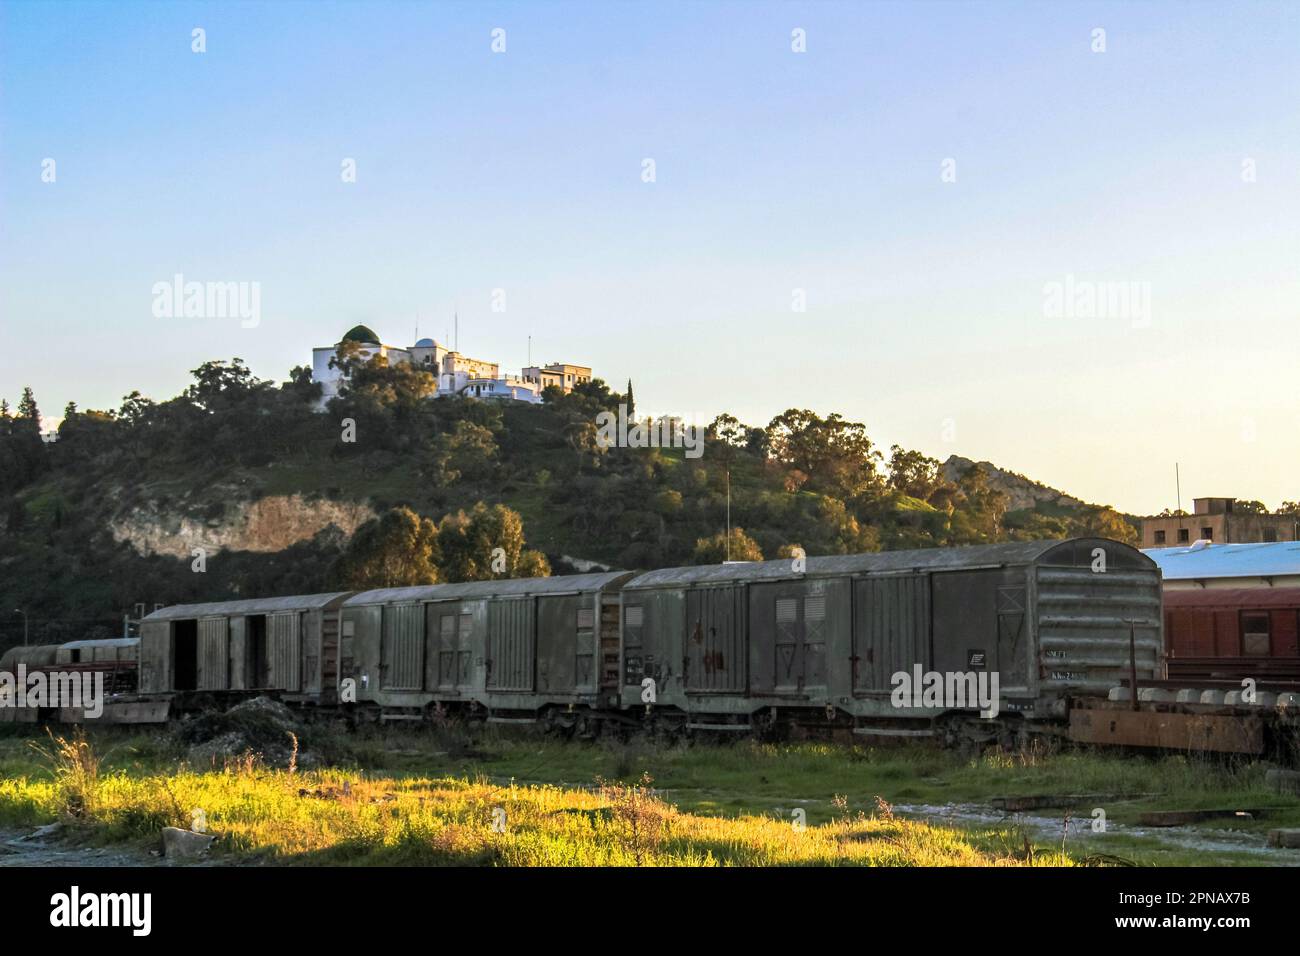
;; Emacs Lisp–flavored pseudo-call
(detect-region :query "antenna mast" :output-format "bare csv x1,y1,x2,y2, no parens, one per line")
1176,463,1184,534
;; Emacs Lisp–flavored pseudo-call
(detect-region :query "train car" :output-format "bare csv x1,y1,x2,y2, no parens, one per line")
340,572,634,725
620,538,1162,741
0,638,142,722
138,593,353,709
0,644,60,672
0,644,60,723
1164,587,1300,684
55,637,139,695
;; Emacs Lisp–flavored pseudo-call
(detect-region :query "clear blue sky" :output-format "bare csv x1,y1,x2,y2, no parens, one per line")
2,0,1297,515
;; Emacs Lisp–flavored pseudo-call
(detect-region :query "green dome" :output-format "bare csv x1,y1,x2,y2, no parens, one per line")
341,324,380,345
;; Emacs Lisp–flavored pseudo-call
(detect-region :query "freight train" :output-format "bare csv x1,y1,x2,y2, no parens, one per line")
7,537,1300,758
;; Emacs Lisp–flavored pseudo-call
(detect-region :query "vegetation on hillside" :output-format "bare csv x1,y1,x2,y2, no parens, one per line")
1,354,1135,646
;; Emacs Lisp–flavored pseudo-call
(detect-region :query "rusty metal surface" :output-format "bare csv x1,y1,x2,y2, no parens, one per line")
1068,707,1264,754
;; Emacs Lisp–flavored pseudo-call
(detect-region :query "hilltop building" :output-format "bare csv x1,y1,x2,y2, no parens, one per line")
1141,497,1300,549
311,326,591,409
522,363,593,392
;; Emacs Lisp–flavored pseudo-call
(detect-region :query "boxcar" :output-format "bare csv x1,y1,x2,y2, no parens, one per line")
619,537,1161,736
341,571,634,722
55,637,139,695
138,593,352,702
1164,586,1300,683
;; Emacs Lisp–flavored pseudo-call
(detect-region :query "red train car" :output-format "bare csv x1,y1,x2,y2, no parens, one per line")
1164,587,1300,683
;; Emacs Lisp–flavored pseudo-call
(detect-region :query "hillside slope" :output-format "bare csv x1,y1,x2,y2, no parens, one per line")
0,359,1137,647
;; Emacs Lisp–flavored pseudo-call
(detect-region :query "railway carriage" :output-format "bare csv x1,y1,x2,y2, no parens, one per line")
620,537,1162,740
29,535,1297,759
138,593,353,708
340,571,634,724
1164,587,1300,683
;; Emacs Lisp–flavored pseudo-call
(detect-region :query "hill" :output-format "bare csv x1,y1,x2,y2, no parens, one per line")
0,358,1137,648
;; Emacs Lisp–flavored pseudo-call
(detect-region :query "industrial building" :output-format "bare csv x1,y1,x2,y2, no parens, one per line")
1142,541,1300,590
1141,497,1299,549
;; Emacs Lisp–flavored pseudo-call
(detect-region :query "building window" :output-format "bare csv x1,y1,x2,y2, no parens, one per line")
1241,613,1270,656
1177,528,1190,543
1154,530,1166,545
1201,527,1213,540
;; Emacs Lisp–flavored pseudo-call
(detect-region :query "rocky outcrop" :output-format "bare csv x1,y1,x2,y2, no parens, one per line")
941,455,1087,513
110,494,374,558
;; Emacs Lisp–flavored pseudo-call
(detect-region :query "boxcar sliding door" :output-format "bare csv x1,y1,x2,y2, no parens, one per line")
427,602,473,692
684,587,746,693
487,599,534,692
380,604,424,691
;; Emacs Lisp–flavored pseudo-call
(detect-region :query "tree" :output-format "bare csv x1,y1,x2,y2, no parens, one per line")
1278,501,1300,515
421,420,498,486
887,445,944,501
436,502,549,582
1234,500,1268,514
17,387,40,429
948,464,1009,544
1081,507,1137,544
186,358,260,410
765,409,883,500
625,379,635,417
329,507,441,589
692,527,763,564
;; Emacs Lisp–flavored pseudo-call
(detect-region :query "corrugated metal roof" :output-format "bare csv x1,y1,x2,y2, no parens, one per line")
142,592,353,622
1143,541,1300,581
344,571,634,606
624,539,1130,590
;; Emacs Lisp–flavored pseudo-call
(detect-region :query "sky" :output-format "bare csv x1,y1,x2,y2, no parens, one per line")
1,0,1297,516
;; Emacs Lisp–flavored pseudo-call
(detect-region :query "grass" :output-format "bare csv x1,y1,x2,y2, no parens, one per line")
0,724,1295,866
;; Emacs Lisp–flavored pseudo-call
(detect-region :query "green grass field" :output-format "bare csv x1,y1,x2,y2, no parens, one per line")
0,724,1296,866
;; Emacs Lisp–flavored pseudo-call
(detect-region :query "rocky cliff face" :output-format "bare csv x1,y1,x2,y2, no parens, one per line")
110,494,375,558
941,455,1086,513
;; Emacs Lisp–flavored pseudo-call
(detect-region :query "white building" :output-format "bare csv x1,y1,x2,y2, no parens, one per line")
310,326,569,409
311,325,413,407
461,376,542,403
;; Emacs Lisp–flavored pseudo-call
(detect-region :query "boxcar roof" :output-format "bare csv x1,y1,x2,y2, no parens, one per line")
344,571,635,606
624,538,1148,590
142,592,353,621
60,637,139,650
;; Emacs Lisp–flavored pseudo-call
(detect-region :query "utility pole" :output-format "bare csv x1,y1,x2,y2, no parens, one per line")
1175,462,1184,541
725,469,731,562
